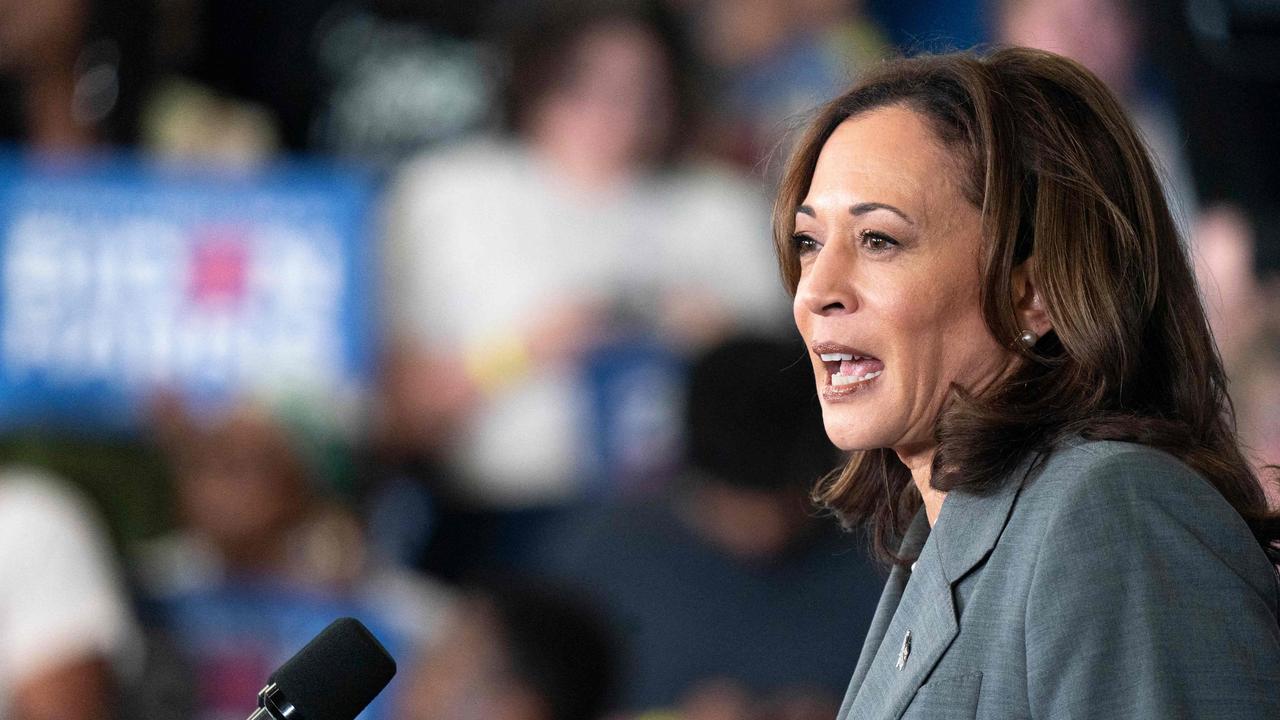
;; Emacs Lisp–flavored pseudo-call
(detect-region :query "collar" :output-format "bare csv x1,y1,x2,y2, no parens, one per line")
931,458,1029,584
838,450,1040,720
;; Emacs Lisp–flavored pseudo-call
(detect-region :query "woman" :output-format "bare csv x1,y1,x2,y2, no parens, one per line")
776,48,1280,718
381,0,784,507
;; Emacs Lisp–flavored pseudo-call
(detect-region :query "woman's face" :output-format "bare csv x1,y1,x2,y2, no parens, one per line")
535,21,675,172
792,105,1013,458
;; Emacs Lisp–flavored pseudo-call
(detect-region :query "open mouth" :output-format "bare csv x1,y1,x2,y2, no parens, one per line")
818,350,884,391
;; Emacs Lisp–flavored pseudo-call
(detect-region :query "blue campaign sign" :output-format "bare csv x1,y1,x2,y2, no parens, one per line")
0,150,378,432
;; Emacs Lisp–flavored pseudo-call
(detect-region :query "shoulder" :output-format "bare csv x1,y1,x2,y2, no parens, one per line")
1014,441,1280,715
654,162,770,228
0,467,102,536
0,467,121,581
0,469,136,662
389,136,531,200
1026,438,1233,515
659,161,767,203
1020,438,1277,607
382,137,534,263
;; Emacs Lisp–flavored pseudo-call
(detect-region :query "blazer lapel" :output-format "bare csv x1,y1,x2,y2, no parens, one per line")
839,454,1035,720
835,513,928,720
933,456,1033,585
843,520,958,720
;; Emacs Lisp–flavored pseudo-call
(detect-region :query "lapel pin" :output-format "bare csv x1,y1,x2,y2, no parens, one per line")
896,630,912,670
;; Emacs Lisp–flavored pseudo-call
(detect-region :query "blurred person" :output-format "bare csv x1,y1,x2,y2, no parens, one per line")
1195,205,1266,372
1000,1,1280,470
379,0,787,512
1195,206,1280,496
0,0,94,149
532,334,880,716
0,0,151,149
1234,320,1280,506
996,0,1200,235
777,47,1279,717
394,578,615,720
999,1,1280,493
0,467,138,720
132,398,448,720
1141,2,1280,273
688,0,889,172
141,0,334,156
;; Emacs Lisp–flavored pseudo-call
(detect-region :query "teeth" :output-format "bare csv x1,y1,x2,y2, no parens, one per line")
820,352,876,361
831,370,882,387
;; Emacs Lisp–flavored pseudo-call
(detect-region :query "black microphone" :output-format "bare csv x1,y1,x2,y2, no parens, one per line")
248,617,397,720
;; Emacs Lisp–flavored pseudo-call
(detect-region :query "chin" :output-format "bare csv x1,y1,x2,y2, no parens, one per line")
820,410,890,452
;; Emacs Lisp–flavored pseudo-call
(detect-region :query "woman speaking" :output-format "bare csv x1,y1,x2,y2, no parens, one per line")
776,47,1280,718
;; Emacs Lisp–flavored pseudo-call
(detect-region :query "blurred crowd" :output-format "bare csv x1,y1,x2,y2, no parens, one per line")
0,1,1277,719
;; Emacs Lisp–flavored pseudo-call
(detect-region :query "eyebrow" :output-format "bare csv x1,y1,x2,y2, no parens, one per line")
796,202,915,225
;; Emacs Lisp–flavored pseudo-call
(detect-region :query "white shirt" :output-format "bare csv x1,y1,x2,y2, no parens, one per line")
383,139,788,504
0,469,137,715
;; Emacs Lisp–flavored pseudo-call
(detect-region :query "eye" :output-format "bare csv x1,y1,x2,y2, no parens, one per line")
791,233,820,256
858,229,899,254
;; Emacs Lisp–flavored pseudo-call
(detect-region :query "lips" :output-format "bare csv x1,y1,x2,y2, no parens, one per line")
812,342,884,392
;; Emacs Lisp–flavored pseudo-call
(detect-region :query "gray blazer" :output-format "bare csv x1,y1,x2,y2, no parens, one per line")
836,439,1280,719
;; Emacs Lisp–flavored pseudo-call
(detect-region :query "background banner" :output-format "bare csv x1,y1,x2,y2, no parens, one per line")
0,151,377,432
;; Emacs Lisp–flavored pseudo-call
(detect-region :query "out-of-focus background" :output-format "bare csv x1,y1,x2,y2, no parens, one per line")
0,1,1276,719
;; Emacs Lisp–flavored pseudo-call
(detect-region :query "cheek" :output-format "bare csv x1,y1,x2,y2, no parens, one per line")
912,281,1002,386
880,261,994,382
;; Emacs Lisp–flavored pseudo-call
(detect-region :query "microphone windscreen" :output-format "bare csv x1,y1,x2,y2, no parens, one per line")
269,617,397,720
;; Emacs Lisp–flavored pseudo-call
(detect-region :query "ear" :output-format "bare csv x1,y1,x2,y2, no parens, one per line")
1011,257,1052,337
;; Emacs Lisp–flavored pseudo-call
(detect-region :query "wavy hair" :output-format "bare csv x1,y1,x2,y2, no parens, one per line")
773,47,1280,564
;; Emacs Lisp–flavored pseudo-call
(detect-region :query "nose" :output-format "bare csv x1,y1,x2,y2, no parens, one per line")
796,248,858,317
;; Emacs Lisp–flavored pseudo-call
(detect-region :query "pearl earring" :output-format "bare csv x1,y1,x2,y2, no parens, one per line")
1017,329,1039,348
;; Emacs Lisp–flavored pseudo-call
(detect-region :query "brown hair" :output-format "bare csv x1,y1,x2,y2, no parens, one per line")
773,47,1280,564
498,0,699,163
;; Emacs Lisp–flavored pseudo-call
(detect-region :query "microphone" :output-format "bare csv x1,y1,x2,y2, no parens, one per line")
248,617,397,720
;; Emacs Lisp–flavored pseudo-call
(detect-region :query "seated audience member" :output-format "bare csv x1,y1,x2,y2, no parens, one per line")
0,467,138,720
533,335,881,718
395,578,615,720
133,399,447,720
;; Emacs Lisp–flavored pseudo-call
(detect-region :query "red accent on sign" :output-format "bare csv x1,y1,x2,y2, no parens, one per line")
189,228,249,307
